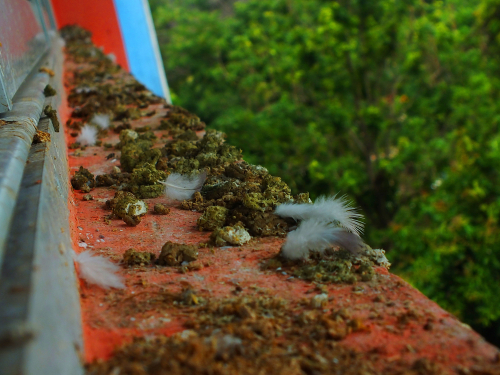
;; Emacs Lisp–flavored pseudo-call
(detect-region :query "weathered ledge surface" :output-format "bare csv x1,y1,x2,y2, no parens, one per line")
61,26,499,375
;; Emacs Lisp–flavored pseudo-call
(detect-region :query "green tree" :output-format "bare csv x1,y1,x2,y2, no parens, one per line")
151,0,500,344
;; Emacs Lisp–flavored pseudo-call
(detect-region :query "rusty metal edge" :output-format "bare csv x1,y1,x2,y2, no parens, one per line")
0,39,84,374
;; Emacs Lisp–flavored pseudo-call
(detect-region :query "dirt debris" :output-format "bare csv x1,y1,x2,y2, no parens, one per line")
122,248,155,266
153,203,170,215
71,166,95,193
157,241,199,266
43,104,60,132
33,129,51,144
86,296,379,375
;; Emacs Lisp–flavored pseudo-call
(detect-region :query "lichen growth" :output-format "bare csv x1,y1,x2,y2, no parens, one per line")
119,129,138,145
123,163,167,199
163,129,242,174
120,138,161,173
358,247,391,269
292,257,358,284
242,192,275,212
197,206,228,231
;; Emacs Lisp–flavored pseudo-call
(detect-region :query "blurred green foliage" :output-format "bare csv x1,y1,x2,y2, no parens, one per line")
150,0,500,343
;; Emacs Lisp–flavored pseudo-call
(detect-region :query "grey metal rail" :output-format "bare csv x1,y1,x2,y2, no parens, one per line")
0,53,51,271
0,42,83,374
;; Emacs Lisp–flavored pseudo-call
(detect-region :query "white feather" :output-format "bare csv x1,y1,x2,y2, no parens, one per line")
281,220,365,260
76,124,98,146
91,113,110,129
275,194,364,236
75,86,94,94
159,172,207,201
74,250,125,289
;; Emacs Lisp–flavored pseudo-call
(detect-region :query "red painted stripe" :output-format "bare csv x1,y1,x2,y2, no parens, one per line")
50,0,129,71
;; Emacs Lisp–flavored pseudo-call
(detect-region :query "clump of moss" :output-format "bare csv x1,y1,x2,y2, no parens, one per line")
95,168,131,187
117,128,162,166
180,191,205,211
294,258,358,284
71,166,95,192
358,247,391,269
160,105,206,132
158,242,199,266
264,249,377,285
109,191,148,226
123,248,155,266
154,204,170,215
163,129,242,174
113,123,131,134
357,259,375,282
44,84,57,97
197,206,228,231
242,192,275,212
123,163,167,199
175,129,198,141
43,105,60,132
120,139,161,172
119,129,138,145
209,223,251,246
180,161,307,241
114,105,141,121
225,208,290,237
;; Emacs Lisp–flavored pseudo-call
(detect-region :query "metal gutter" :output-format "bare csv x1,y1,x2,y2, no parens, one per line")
0,42,84,374
0,51,52,271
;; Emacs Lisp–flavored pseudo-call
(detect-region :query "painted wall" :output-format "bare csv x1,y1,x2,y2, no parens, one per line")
51,0,170,101
113,0,171,102
51,0,130,71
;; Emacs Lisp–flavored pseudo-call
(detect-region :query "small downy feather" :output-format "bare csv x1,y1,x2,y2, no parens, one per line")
160,172,207,201
91,113,110,129
76,124,98,146
281,220,365,260
275,194,364,236
74,250,125,289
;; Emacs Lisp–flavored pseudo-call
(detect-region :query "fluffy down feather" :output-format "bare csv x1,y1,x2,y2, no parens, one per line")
91,113,110,129
275,195,364,236
281,220,365,260
74,250,125,289
76,124,98,146
160,172,207,201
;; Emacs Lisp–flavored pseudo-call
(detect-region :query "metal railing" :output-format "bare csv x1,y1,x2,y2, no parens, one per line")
0,0,57,113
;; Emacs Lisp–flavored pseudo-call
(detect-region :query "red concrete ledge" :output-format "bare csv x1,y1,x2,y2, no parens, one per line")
60,30,500,374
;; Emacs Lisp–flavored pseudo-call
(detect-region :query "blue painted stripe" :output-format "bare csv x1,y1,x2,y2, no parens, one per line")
113,0,171,102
